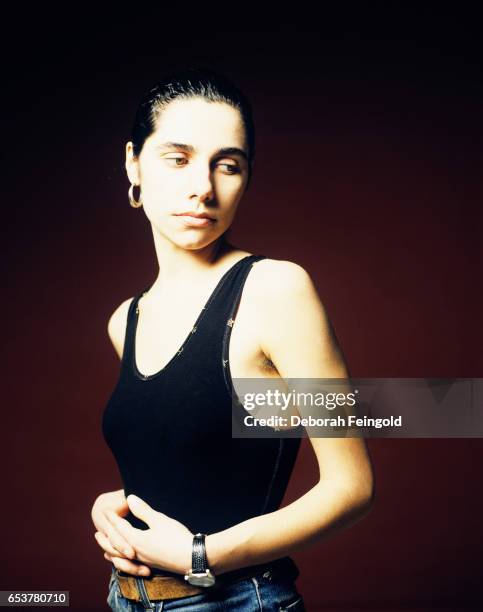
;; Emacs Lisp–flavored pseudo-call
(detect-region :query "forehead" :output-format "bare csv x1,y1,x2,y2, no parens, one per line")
148,97,246,149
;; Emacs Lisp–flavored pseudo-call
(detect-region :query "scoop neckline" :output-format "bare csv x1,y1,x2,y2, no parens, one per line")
132,254,256,381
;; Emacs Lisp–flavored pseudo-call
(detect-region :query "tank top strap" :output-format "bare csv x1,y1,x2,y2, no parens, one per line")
211,254,267,392
119,291,145,367
119,254,266,369
206,253,267,322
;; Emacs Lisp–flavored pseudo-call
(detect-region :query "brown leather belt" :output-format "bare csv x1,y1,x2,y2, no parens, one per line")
116,571,205,602
115,557,299,603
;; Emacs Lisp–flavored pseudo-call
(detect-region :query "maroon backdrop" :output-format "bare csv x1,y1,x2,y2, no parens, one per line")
1,20,481,612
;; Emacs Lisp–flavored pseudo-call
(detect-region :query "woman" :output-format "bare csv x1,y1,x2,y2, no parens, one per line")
91,67,375,611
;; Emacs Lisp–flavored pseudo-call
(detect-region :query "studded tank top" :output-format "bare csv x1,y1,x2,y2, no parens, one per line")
101,254,302,570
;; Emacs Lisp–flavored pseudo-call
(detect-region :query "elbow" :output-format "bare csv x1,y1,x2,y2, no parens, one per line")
358,485,375,518
353,477,376,517
351,458,376,516
341,475,375,519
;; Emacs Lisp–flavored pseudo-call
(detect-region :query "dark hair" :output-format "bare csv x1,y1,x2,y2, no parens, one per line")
130,66,256,187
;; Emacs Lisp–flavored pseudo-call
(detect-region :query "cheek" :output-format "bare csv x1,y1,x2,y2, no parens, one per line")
140,169,178,208
142,164,170,188
219,199,242,226
216,175,246,201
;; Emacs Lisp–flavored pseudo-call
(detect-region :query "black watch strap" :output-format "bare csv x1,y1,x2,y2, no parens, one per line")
192,533,207,573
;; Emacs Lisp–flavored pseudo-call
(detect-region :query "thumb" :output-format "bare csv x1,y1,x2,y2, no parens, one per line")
127,495,155,524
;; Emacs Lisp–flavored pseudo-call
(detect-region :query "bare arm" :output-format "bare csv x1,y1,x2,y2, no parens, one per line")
205,260,375,574
107,297,134,359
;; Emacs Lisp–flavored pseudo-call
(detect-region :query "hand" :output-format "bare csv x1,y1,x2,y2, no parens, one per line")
91,490,151,576
104,494,193,575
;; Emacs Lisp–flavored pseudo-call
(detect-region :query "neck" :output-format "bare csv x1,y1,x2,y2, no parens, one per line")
148,233,237,296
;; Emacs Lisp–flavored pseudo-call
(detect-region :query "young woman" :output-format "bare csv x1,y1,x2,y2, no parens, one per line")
91,67,375,611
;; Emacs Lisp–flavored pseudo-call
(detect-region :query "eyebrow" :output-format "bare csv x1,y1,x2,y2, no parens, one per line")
155,142,248,163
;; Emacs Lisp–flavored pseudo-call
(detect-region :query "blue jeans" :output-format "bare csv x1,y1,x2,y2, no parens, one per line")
106,566,306,611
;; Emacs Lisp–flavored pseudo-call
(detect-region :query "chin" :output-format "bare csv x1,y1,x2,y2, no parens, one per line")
171,233,222,251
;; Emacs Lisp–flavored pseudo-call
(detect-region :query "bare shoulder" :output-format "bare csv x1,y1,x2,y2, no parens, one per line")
107,296,135,360
248,258,316,300
249,258,347,378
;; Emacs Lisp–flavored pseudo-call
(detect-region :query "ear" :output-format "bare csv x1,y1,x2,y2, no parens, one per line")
125,141,141,185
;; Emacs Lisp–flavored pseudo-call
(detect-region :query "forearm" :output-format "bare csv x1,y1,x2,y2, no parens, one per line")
206,479,373,575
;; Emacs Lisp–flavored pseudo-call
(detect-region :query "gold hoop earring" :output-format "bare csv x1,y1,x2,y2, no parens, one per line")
128,183,143,208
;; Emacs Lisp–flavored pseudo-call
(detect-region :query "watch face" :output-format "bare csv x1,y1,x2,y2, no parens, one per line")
188,571,216,587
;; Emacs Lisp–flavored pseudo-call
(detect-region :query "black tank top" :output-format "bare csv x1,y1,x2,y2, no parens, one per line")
102,254,302,572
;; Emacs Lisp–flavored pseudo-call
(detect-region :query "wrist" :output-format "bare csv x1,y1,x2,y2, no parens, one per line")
204,533,223,574
205,523,253,575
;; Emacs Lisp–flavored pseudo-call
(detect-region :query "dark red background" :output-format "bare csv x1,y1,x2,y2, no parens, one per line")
1,14,481,612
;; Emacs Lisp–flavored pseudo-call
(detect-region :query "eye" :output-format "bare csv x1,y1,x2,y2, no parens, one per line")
164,156,240,174
164,156,188,166
217,163,240,175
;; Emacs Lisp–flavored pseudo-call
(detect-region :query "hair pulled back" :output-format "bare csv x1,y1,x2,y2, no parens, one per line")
130,66,256,186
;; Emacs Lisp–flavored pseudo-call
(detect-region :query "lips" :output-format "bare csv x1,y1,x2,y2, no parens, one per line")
175,211,216,220
174,214,216,228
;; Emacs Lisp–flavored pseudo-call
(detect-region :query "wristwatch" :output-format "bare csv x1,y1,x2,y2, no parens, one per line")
184,533,216,587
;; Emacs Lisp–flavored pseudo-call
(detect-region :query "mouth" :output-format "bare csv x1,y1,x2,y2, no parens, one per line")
173,213,217,228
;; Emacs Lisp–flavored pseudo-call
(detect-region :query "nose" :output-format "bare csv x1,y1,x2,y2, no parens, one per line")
188,162,215,204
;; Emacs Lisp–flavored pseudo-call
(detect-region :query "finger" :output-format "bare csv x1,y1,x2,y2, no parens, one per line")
126,495,156,526
95,531,131,558
108,494,131,516
97,507,128,530
114,499,131,518
96,501,131,536
103,521,135,558
105,510,138,548
92,508,114,537
107,554,152,577
106,509,136,531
